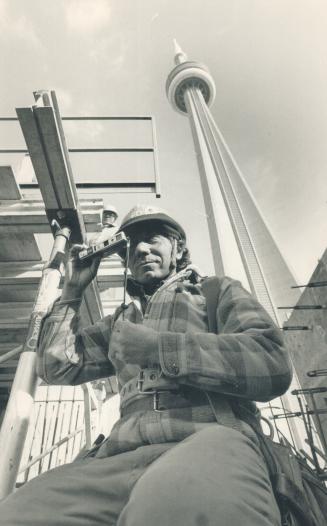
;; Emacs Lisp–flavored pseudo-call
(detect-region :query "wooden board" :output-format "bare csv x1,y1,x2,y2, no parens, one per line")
0,166,41,262
0,259,124,283
0,233,41,262
0,198,103,234
0,302,33,325
16,385,86,483
0,167,22,200
0,283,37,303
0,328,26,345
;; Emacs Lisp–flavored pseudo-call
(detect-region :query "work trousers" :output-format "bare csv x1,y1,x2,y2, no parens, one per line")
0,423,281,526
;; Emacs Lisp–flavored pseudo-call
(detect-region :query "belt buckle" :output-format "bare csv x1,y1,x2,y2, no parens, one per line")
137,371,164,412
153,391,165,412
137,370,154,394
137,370,145,393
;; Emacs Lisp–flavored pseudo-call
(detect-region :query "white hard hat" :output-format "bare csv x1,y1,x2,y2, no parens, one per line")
103,204,118,218
118,204,186,240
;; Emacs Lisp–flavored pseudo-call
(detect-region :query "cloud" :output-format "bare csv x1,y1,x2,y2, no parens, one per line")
54,88,74,112
0,0,43,50
64,0,111,33
88,34,126,73
0,0,5,18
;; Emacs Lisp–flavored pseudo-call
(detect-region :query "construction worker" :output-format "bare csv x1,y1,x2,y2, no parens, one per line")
0,204,291,526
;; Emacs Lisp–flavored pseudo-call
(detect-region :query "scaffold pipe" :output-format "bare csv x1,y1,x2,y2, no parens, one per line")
0,225,71,499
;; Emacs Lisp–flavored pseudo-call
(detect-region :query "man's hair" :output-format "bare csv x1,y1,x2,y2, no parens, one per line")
166,234,191,272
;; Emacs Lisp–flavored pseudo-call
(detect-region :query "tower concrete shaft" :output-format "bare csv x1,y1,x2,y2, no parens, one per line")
167,43,300,320
166,43,305,449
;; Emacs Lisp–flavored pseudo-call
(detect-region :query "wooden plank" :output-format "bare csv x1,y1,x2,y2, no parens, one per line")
60,385,75,401
0,167,42,262
0,343,22,354
38,385,62,472
40,401,60,473
0,303,33,324
16,400,41,484
65,402,79,462
0,198,103,212
0,199,102,234
65,386,81,463
0,360,18,368
0,259,124,282
0,320,29,329
72,400,85,459
0,199,102,218
0,261,45,279
0,328,27,345
56,400,72,466
16,108,58,208
27,401,46,480
49,398,66,469
0,381,13,388
0,167,21,200
0,374,18,382
0,233,41,262
0,284,37,303
0,222,99,234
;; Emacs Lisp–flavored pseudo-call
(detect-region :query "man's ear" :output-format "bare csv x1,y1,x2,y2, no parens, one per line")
176,239,185,261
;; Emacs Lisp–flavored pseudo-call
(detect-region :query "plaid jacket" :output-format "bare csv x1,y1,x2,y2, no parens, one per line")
37,268,292,455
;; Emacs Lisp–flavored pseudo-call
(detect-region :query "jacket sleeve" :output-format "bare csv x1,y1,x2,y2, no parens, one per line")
36,299,115,385
157,277,292,402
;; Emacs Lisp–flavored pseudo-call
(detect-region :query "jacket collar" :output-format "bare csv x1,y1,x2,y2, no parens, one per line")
126,265,203,298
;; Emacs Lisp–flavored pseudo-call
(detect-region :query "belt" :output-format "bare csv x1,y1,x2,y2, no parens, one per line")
121,391,201,417
119,369,240,427
120,368,181,410
119,368,209,413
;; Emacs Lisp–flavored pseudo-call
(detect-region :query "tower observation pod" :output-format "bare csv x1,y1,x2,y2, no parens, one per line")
167,41,216,114
166,41,305,449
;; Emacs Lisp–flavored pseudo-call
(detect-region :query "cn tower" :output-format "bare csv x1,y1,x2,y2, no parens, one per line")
166,42,304,447
166,41,300,323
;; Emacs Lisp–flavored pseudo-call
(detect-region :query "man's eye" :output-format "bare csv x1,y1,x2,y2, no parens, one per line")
130,234,161,246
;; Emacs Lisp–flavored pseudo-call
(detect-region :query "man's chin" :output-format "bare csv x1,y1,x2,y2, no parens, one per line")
136,270,168,285
137,271,160,285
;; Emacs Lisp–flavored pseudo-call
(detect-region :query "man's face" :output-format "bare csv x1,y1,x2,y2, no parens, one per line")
128,228,174,285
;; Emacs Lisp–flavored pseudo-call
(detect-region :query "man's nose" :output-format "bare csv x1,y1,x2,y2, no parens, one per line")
134,241,151,255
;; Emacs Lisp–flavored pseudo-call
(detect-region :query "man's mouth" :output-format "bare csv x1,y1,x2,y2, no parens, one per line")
136,259,158,269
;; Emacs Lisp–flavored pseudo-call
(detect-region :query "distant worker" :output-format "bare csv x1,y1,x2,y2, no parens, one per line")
89,204,119,246
101,204,118,229
1,204,291,526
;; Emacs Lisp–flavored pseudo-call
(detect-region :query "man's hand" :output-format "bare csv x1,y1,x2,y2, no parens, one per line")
110,320,159,368
61,244,102,301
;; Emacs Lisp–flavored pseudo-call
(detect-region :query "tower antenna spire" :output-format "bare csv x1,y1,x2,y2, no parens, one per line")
173,39,187,65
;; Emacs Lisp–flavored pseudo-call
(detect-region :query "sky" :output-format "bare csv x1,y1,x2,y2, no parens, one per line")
0,0,326,285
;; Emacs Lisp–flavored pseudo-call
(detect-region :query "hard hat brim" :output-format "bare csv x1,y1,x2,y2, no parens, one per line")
118,212,186,240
